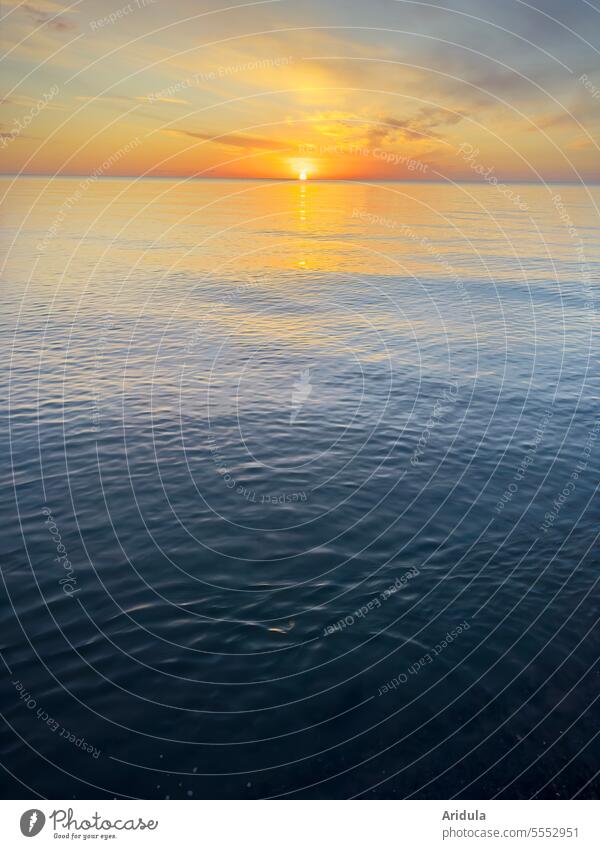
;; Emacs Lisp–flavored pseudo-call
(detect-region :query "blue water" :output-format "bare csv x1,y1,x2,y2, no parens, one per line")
1,177,599,798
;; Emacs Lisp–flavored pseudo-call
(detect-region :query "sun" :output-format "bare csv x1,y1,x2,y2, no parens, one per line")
288,158,315,180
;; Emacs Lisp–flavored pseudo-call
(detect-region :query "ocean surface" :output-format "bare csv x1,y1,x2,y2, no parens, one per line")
1,177,599,799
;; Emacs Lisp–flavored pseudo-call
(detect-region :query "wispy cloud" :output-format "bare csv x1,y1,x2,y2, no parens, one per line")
23,2,78,31
165,128,288,151
138,96,190,105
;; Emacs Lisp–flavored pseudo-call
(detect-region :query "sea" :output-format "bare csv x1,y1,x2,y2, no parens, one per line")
1,176,599,798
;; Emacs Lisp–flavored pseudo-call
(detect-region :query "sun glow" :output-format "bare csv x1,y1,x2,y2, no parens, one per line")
289,158,315,180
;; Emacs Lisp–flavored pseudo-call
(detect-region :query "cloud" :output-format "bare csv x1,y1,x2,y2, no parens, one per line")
301,105,464,152
0,123,36,142
5,0,73,10
378,106,466,141
3,93,65,110
74,95,140,104
138,96,190,105
165,128,288,151
565,136,594,151
23,3,78,32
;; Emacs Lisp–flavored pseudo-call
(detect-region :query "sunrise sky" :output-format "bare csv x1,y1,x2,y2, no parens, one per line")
1,0,599,181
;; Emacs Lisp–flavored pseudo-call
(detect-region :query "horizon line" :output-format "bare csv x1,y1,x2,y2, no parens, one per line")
1,173,599,185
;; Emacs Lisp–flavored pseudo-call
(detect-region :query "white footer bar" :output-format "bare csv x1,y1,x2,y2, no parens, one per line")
1,800,598,848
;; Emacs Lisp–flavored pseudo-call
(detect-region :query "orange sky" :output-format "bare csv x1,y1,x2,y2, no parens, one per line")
1,0,599,182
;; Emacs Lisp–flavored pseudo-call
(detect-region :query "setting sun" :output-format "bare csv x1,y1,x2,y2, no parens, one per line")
299,170,308,180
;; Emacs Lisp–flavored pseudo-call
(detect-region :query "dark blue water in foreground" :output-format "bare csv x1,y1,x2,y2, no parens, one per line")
1,178,599,798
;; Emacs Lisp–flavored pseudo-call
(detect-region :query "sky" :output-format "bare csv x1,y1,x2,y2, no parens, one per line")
1,0,599,181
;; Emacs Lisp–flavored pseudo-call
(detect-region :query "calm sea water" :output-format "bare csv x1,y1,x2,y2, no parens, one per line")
1,177,599,799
